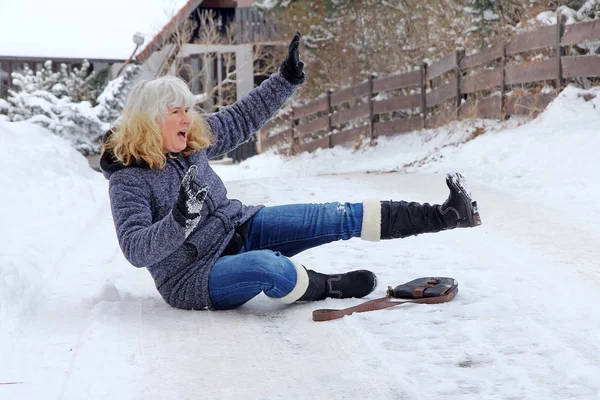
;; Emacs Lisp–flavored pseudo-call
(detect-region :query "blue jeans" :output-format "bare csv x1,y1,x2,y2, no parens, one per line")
208,202,364,309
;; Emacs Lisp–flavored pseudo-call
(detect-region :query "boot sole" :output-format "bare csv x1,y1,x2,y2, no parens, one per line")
447,173,482,227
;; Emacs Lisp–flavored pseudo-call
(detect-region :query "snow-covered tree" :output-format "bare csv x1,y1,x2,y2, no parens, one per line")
65,59,97,103
95,64,141,125
11,62,66,98
5,88,107,155
0,61,140,155
0,98,10,122
9,60,98,102
466,0,502,48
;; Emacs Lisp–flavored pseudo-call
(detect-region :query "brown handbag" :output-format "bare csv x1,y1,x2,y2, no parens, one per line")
312,277,458,322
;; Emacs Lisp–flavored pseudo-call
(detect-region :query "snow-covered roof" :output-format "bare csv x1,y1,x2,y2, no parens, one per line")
0,0,189,61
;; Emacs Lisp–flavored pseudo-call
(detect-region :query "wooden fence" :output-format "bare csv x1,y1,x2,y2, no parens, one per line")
259,16,600,155
228,136,257,163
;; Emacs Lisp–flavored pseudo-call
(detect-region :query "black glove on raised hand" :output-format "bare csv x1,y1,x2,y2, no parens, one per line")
279,31,305,85
172,165,209,232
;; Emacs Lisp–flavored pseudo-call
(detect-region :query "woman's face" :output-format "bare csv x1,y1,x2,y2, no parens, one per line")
161,106,191,153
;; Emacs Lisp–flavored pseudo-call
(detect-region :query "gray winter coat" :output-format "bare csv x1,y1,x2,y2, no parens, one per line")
101,73,298,310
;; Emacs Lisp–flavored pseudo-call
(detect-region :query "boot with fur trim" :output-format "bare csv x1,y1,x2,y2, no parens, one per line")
360,172,481,241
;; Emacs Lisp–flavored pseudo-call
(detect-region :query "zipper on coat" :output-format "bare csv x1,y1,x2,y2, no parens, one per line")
167,154,186,178
172,157,185,171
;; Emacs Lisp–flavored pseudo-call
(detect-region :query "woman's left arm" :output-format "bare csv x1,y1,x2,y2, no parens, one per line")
205,32,305,159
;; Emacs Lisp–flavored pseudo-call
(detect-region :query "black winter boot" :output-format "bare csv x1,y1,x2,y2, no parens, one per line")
298,269,378,301
373,172,481,240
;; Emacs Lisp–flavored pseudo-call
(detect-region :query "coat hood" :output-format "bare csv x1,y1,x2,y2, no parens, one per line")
99,128,149,180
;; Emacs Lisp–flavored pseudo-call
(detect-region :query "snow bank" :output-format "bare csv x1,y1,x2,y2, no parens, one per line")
0,121,106,343
214,118,513,181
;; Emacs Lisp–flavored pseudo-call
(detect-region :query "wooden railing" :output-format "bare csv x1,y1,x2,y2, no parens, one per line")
260,16,600,155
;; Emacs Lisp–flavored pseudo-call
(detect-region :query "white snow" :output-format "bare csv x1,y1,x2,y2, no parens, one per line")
1,84,600,399
0,0,189,60
483,9,500,21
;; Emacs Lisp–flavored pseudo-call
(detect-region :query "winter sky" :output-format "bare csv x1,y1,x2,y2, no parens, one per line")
0,0,189,59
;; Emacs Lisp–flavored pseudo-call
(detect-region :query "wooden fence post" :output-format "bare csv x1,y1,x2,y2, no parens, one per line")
327,89,333,148
500,41,507,120
420,63,428,129
368,74,376,141
7,61,13,90
556,13,565,91
455,50,464,119
291,107,299,154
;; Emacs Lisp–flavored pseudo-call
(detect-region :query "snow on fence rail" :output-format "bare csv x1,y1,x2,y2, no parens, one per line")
260,17,600,155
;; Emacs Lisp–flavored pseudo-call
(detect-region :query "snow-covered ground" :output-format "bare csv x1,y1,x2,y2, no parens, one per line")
1,85,599,399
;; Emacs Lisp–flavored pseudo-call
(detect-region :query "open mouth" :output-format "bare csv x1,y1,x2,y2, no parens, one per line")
177,131,187,139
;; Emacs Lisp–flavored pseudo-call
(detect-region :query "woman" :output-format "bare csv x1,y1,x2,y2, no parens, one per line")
100,32,481,311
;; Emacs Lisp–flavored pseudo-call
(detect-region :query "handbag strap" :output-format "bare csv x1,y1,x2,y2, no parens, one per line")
312,290,457,322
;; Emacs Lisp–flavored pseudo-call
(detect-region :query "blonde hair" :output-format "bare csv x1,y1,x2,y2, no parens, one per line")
103,76,214,169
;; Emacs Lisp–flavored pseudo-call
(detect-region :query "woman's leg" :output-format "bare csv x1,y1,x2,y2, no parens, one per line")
210,173,481,309
208,250,308,310
228,203,378,304
208,248,375,309
242,173,481,256
243,202,371,257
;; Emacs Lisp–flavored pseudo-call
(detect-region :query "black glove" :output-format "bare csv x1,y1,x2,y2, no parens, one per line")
173,165,209,228
279,31,305,85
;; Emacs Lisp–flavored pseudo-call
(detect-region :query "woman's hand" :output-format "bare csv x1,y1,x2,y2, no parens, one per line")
173,165,209,229
279,31,305,85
